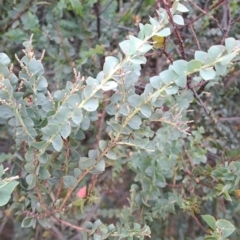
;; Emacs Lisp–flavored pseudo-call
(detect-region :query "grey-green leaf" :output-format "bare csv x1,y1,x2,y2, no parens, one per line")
26,174,36,190
201,215,216,230
172,60,187,74
37,76,48,91
175,74,187,88
199,68,216,80
216,219,235,238
165,85,179,95
150,76,162,89
0,53,11,66
61,123,71,139
28,59,44,76
95,160,105,172
67,94,81,108
160,70,177,84
156,27,171,37
102,81,118,91
140,104,152,118
128,115,142,130
72,109,83,125
42,124,61,136
99,140,107,151
173,15,184,25
79,157,96,170
176,2,189,12
119,40,137,56
0,105,14,119
220,52,236,65
63,175,78,188
208,45,225,62
128,94,143,108
187,60,202,72
52,134,63,152
225,37,238,53
83,98,99,112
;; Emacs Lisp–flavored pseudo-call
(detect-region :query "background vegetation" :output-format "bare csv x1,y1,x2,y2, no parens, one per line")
0,0,240,239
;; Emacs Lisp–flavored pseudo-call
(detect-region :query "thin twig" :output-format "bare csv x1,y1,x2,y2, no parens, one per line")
162,0,186,60
185,0,226,27
181,153,191,176
162,49,173,63
166,183,183,188
192,214,208,234
0,217,9,233
188,18,201,50
196,81,209,95
135,0,144,15
97,93,109,142
39,49,45,62
184,145,194,171
221,0,232,45
188,81,209,89
87,175,98,198
34,150,48,213
94,0,101,38
99,0,114,15
231,16,240,26
55,177,63,204
192,88,209,114
188,0,223,34
51,215,86,231
218,117,240,122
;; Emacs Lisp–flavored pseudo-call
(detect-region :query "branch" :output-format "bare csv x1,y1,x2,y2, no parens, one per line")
221,0,232,45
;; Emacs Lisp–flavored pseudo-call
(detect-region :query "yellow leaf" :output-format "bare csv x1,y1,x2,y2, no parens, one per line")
152,35,165,49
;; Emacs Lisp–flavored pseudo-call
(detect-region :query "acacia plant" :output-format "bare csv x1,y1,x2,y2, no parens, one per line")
0,1,240,239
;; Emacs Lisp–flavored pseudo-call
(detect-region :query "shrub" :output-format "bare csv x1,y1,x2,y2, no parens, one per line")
0,1,240,239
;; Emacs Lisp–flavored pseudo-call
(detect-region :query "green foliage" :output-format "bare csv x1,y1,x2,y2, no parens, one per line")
0,165,19,206
202,215,235,240
1,0,240,239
